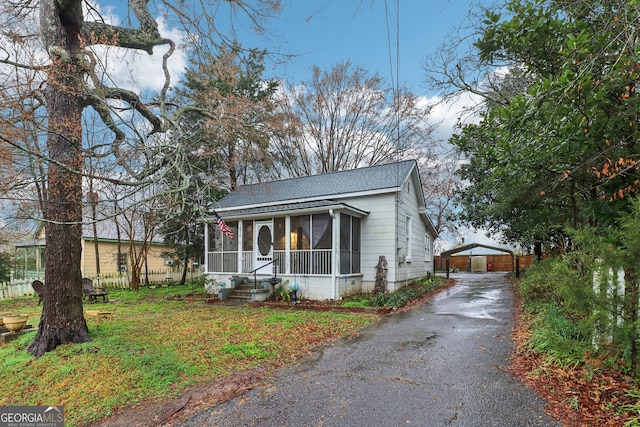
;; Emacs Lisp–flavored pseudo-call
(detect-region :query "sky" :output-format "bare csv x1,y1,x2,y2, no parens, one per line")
99,0,511,253
228,0,485,143
240,0,512,253
243,0,472,92
104,0,482,97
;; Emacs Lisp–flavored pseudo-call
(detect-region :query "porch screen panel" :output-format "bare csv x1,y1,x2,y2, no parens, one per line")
273,217,286,274
208,223,220,251
352,217,361,273
290,215,310,250
339,214,361,274
290,215,310,274
311,214,331,274
208,221,239,274
242,221,253,251
340,214,351,274
290,214,332,275
312,214,331,249
273,217,285,250
223,221,238,251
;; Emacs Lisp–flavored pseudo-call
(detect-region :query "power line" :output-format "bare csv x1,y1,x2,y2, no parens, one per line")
384,0,401,161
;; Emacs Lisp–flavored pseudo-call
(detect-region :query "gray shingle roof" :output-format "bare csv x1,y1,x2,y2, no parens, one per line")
216,160,417,209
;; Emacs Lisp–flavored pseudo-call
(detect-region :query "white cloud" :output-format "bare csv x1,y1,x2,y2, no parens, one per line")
90,17,188,93
422,91,483,145
420,88,518,254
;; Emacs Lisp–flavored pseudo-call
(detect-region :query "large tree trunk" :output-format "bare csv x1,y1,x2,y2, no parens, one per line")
28,0,90,357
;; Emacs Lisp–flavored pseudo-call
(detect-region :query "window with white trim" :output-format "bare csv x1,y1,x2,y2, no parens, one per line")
405,215,413,262
424,234,432,261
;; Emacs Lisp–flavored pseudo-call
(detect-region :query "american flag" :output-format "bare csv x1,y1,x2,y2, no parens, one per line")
214,211,234,240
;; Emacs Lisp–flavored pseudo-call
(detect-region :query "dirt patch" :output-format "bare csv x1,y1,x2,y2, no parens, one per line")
87,367,269,427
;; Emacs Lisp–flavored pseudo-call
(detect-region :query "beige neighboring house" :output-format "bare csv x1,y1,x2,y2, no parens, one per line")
14,217,175,278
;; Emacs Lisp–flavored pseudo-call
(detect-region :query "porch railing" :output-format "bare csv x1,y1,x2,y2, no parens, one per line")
207,252,239,273
242,251,253,273
207,249,332,276
241,251,285,275
290,249,331,275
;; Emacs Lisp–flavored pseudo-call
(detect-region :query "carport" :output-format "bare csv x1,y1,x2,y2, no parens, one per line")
440,243,519,278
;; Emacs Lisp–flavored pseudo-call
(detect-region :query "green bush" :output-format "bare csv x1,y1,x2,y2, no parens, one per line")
528,304,591,367
368,278,444,309
518,257,592,316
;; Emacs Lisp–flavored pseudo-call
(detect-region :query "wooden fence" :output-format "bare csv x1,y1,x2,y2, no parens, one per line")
0,269,202,301
434,254,539,272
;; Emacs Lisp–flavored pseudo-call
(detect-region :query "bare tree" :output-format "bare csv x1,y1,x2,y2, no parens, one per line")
0,0,280,357
118,203,159,291
418,156,460,239
271,61,434,177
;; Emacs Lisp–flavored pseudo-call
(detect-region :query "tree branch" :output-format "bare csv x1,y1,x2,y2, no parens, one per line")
82,0,166,54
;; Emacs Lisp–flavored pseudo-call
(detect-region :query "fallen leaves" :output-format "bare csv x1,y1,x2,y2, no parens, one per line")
509,286,638,426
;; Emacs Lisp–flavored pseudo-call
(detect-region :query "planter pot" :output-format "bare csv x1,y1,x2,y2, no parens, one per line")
0,312,12,328
3,314,28,333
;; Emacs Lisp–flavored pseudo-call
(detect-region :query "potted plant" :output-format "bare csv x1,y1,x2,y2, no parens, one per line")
3,314,28,333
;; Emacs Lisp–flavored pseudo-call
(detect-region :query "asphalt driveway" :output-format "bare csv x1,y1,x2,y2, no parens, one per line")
177,272,561,427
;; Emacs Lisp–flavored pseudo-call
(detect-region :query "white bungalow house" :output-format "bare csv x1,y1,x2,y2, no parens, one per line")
203,159,438,300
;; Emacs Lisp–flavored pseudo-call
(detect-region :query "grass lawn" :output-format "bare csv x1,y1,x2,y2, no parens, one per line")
0,284,380,426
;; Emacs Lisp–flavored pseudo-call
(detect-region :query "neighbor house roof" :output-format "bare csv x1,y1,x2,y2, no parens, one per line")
214,160,417,210
19,214,165,247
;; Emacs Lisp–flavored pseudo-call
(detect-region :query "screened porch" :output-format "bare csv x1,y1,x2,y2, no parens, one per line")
205,211,362,277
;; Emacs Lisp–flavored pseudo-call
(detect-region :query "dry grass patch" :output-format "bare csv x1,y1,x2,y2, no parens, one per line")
0,286,376,426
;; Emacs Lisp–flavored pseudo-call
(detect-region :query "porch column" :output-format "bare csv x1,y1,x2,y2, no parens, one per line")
285,216,291,275
329,209,338,300
237,219,243,273
204,222,209,272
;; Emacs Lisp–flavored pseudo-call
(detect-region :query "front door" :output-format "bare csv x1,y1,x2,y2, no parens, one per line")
254,221,274,274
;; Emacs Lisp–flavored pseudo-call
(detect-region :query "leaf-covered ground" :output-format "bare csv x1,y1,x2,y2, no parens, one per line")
6,278,633,426
0,288,377,427
509,289,639,427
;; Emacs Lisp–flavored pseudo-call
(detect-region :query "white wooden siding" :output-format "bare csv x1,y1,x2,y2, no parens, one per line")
204,166,436,299
349,193,398,291
334,173,435,294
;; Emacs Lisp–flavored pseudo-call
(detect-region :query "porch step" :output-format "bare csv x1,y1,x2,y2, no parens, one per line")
228,281,260,301
227,280,274,301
